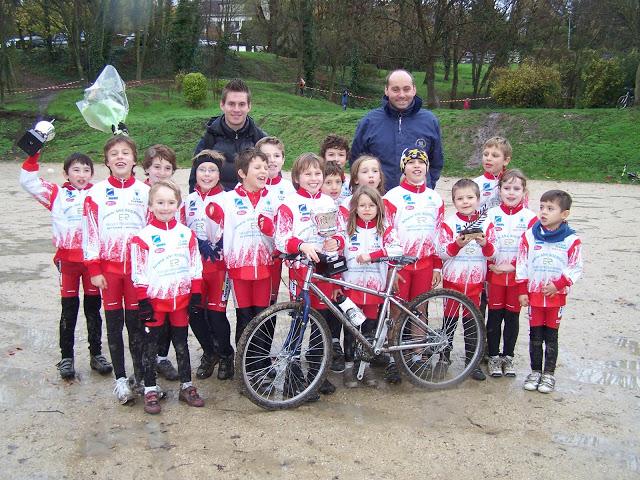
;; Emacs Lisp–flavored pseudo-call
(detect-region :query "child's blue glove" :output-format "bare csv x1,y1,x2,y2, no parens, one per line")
197,238,223,263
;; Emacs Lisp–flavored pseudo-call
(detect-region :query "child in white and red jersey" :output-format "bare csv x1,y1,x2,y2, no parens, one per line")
334,185,402,388
517,190,583,394
473,136,512,213
275,152,344,397
131,180,205,414
256,136,295,305
83,134,149,404
382,147,444,384
438,178,496,381
321,161,344,206
205,148,277,350
319,134,351,203
141,144,183,382
184,150,229,381
20,151,112,380
485,169,537,378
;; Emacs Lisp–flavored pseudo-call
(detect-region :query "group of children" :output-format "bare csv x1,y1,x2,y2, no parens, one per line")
20,128,583,414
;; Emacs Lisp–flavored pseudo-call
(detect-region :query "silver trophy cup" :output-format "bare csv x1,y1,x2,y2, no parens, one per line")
18,120,55,156
312,206,339,258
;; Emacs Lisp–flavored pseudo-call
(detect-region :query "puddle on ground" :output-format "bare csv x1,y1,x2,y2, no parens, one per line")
615,338,640,355
552,434,639,472
82,425,137,457
20,326,58,352
571,368,640,390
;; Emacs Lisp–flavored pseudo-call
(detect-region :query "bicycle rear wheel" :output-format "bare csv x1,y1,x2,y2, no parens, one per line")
391,288,485,390
235,302,331,410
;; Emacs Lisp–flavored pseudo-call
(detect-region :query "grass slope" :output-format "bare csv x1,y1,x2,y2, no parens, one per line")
2,80,639,183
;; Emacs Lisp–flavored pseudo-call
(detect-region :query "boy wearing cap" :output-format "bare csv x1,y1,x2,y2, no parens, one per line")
382,148,444,384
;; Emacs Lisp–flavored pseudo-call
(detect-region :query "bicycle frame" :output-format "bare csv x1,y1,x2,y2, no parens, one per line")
289,258,440,359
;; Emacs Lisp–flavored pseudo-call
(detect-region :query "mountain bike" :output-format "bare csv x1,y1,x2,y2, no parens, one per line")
616,88,635,109
235,253,485,410
622,165,639,182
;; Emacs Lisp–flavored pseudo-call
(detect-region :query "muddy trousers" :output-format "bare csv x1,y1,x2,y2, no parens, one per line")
486,308,520,357
156,313,172,358
59,295,103,359
529,326,558,374
208,310,233,357
239,307,268,373
189,310,217,356
235,306,267,344
143,325,190,387
442,316,479,364
104,309,144,380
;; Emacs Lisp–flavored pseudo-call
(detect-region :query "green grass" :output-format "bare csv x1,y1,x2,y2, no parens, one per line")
2,79,639,183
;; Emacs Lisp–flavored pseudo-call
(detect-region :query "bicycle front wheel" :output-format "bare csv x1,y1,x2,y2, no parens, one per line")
616,95,628,109
391,288,485,390
235,302,332,410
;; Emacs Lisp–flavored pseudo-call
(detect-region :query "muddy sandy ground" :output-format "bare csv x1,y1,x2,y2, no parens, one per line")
1,162,638,479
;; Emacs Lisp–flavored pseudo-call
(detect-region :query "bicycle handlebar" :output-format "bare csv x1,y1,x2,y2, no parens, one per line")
371,255,418,266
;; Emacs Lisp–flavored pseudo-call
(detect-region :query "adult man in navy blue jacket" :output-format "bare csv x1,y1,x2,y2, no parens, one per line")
350,69,444,190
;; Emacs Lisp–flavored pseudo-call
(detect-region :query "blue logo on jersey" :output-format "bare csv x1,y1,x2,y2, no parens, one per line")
189,200,197,211
65,189,75,198
402,194,415,205
455,224,462,232
350,234,357,242
483,182,491,191
234,198,247,209
495,215,503,226
106,187,115,197
298,204,308,214
151,235,163,246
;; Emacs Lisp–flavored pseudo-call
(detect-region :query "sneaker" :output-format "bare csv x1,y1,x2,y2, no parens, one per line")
502,356,516,377
361,366,378,387
156,359,179,381
471,366,486,381
384,363,402,384
524,372,542,391
144,390,161,414
56,358,75,380
343,365,358,388
330,342,345,373
179,386,204,407
488,356,503,377
432,360,449,380
129,375,145,396
90,355,113,374
537,373,555,394
319,378,336,395
113,377,136,404
217,353,234,380
196,352,219,379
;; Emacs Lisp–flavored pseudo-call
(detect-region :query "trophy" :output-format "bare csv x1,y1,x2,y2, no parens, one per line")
311,206,348,276
459,209,488,240
18,120,55,156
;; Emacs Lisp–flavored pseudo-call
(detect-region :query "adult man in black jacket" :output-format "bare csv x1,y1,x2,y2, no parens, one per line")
189,78,267,192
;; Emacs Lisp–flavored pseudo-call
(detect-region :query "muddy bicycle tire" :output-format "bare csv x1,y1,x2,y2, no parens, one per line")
235,302,332,410
391,288,485,390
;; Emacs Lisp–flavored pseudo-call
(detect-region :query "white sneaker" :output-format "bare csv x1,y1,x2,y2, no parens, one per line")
502,356,516,377
523,372,542,391
537,373,555,393
113,377,136,404
488,356,503,377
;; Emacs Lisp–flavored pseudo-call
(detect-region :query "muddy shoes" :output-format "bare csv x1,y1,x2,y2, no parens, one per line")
157,358,179,381
196,352,219,379
90,355,113,374
56,358,75,379
179,385,204,407
113,377,136,404
144,390,161,414
217,353,234,380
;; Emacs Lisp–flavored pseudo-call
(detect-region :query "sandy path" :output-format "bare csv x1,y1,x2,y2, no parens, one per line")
1,162,638,479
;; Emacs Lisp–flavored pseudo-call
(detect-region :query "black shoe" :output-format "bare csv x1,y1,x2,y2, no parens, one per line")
196,352,219,379
319,378,336,395
384,363,402,384
89,354,113,374
217,353,234,380
330,342,345,373
156,358,179,381
471,366,486,381
56,358,75,379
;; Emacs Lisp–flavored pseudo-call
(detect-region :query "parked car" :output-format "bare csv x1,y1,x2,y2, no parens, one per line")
198,39,217,48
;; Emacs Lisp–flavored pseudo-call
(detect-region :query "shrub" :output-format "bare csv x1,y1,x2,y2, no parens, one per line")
580,58,624,108
183,72,207,108
174,71,186,93
491,64,561,108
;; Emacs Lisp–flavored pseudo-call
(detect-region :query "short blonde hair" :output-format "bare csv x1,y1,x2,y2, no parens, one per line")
149,179,182,205
483,136,512,158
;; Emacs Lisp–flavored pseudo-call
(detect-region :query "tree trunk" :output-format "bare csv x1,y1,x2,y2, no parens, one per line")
424,58,439,109
636,60,640,111
450,45,459,110
328,59,336,103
